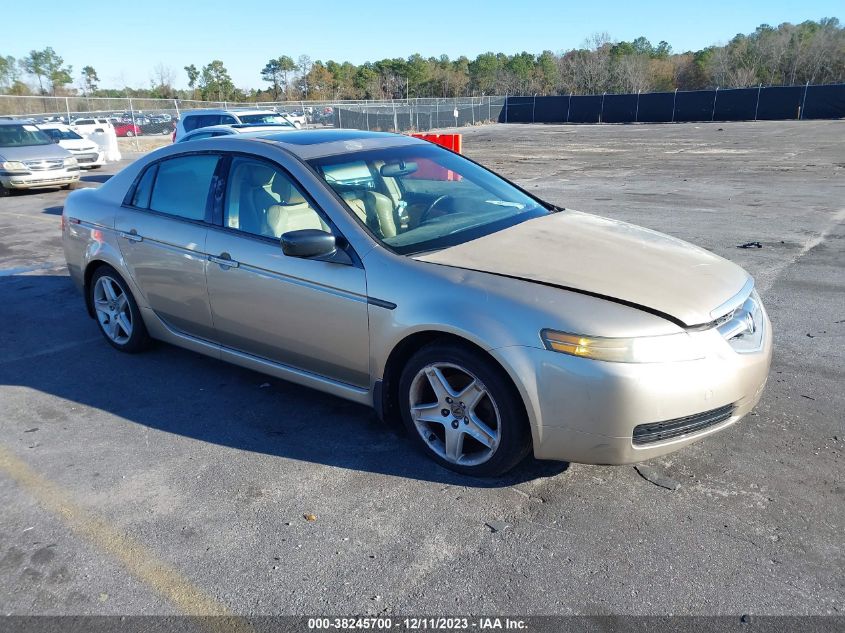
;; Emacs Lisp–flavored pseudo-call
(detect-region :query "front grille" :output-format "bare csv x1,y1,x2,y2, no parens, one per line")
633,404,735,445
24,159,64,172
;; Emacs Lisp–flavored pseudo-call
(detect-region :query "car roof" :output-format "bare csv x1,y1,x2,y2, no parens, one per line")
252,129,426,160
182,108,277,116
194,123,294,133
0,119,36,126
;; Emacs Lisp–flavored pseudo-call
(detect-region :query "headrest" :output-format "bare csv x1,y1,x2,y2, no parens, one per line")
245,164,274,187
271,175,306,205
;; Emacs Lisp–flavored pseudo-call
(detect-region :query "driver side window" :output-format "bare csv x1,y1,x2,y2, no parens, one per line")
224,157,328,239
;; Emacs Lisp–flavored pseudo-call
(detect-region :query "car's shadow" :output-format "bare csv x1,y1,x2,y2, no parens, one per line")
0,274,569,487
80,173,112,184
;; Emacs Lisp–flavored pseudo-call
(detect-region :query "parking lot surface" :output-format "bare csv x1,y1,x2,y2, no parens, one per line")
0,121,843,616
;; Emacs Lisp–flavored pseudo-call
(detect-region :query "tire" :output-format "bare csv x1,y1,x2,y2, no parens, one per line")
89,265,151,353
0,182,9,197
398,342,531,477
125,130,134,137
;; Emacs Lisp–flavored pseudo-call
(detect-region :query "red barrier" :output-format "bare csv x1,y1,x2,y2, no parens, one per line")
408,133,462,180
410,133,462,154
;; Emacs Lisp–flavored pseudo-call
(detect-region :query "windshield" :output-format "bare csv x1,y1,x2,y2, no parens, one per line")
40,127,84,141
0,124,53,148
238,113,290,125
308,144,550,255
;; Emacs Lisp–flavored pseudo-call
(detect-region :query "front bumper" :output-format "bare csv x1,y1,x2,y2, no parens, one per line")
71,150,105,168
492,310,772,465
1,168,80,190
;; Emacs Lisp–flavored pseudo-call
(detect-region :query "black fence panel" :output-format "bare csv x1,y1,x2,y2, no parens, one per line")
636,92,675,122
674,90,716,122
801,84,845,119
756,86,803,120
602,93,638,123
713,88,759,121
568,95,603,123
503,97,533,123
328,85,843,133
533,96,569,123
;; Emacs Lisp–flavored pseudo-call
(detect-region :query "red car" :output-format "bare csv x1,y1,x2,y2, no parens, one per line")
113,122,142,137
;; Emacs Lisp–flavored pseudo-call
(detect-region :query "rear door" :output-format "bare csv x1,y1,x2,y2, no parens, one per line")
204,154,370,387
115,153,221,340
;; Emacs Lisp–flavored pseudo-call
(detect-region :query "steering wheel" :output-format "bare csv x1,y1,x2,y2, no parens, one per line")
419,195,454,225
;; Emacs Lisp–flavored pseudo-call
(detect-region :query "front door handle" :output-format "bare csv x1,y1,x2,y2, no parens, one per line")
120,230,143,243
209,253,239,269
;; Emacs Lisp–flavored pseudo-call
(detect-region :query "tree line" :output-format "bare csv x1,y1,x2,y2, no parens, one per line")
1,18,842,102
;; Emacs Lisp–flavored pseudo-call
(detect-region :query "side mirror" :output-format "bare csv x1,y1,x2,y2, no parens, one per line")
281,229,337,259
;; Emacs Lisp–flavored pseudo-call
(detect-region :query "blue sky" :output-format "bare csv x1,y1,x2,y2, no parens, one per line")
5,0,841,89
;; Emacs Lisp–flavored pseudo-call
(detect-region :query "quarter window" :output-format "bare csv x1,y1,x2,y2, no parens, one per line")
131,164,158,208
224,157,328,238
149,155,219,220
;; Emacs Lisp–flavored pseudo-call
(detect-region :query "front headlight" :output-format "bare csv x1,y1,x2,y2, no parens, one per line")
63,156,78,167
541,329,705,363
0,160,29,173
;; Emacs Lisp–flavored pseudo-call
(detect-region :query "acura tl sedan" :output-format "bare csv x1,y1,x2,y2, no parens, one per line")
62,130,772,476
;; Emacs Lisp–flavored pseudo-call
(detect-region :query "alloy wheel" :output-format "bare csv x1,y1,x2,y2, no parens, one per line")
408,363,501,466
93,275,133,345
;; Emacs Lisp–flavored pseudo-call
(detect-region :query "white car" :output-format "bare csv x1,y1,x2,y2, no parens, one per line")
37,123,105,169
71,117,114,137
277,110,307,128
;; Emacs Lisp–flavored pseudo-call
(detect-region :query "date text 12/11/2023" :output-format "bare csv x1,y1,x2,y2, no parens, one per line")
307,617,528,630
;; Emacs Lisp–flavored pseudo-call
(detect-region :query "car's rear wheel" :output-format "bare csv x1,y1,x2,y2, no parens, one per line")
125,130,134,137
398,343,531,477
90,266,151,353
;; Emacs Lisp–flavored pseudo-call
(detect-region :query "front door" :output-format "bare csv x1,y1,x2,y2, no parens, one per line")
205,156,370,388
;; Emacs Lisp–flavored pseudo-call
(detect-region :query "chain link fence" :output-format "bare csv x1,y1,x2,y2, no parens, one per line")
1,86,838,152
0,94,505,137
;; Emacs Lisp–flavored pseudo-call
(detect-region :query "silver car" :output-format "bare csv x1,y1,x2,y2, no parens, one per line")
176,122,296,143
62,130,772,476
1,120,80,195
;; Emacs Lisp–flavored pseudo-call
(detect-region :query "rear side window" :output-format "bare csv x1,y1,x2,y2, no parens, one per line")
131,164,158,208
149,155,219,220
184,114,223,131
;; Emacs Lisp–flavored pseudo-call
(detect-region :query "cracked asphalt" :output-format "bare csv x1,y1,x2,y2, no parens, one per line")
0,121,842,616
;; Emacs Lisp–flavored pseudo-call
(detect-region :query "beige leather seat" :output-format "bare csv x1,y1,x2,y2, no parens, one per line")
340,191,397,238
365,191,397,238
230,163,276,235
266,175,327,237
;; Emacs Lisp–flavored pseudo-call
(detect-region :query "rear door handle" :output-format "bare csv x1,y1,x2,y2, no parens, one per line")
120,230,143,243
209,253,239,269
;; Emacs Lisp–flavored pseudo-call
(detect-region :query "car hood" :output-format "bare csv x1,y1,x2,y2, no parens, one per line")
0,142,71,162
414,211,751,327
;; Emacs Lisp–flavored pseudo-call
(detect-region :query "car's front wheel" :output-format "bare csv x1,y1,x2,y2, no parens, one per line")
89,266,151,353
398,342,531,477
